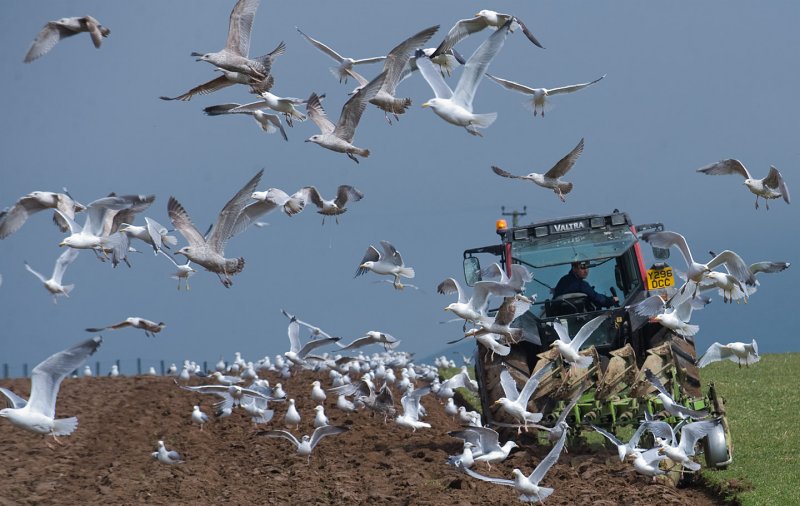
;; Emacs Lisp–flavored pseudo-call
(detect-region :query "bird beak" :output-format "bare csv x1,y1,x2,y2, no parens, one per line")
421,101,430,108
444,307,450,311
648,317,658,323
58,241,66,247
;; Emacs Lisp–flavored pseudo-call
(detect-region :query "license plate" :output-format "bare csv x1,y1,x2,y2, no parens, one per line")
646,266,674,290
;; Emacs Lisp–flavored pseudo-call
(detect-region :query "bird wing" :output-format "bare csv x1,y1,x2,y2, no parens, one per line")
167,197,206,248
381,25,439,94
697,343,729,367
530,428,567,484
570,313,608,351
544,138,585,179
260,429,300,448
225,0,260,56
206,169,264,253
104,195,156,235
431,17,489,58
160,75,235,101
632,294,667,317
305,93,335,134
678,419,720,456
334,70,387,142
229,199,279,238
551,320,572,345
485,73,536,95
0,387,28,409
296,27,346,62
355,245,381,277
517,361,554,405
24,262,48,284
452,20,512,109
337,335,372,351
297,336,341,358
309,425,348,449
644,369,670,398
0,193,53,238
204,101,266,115
51,247,80,284
749,261,790,275
696,158,751,179
334,185,364,208
24,21,73,63
379,240,403,266
437,277,467,304
300,186,325,210
547,75,606,96
286,317,301,354
414,50,453,99
28,336,102,418
491,165,523,180
707,250,755,286
461,465,514,487
641,231,694,268
590,424,623,447
557,381,590,424
513,16,545,49
764,166,791,203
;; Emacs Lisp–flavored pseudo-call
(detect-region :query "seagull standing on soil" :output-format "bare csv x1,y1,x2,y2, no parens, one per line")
24,16,110,63
696,159,790,209
416,21,512,136
152,440,184,465
491,138,585,202
191,405,210,430
283,399,301,429
697,340,760,368
0,336,102,440
486,74,605,117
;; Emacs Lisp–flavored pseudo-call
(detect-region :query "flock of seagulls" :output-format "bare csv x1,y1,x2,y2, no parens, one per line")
2,1,793,503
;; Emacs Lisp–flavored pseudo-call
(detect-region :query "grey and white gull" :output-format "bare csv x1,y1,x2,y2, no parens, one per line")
24,16,110,63
486,74,605,117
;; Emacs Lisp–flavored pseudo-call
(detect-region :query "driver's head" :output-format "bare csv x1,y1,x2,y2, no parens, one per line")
571,261,590,279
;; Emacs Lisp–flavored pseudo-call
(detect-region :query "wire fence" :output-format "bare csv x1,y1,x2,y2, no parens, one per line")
1,358,217,379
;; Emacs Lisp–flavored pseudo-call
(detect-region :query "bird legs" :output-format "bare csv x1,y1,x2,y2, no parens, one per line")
346,152,360,164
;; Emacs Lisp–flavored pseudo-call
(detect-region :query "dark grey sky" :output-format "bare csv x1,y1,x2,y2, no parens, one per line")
1,1,796,375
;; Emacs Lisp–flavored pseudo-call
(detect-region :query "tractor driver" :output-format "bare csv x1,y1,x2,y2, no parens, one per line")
553,261,618,309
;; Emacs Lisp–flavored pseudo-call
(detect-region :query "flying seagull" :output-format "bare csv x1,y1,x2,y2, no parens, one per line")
491,138,585,202
24,248,80,303
304,70,387,163
550,314,607,368
158,250,196,290
299,185,364,224
0,190,86,239
168,169,264,287
259,425,349,463
296,27,386,83
0,336,102,440
431,9,544,58
355,240,415,289
190,0,271,80
417,21,512,136
494,362,553,431
250,188,306,217
24,16,110,63
697,339,760,368
644,369,709,419
203,103,288,141
486,74,606,117
86,317,165,337
696,159,790,209
160,41,285,101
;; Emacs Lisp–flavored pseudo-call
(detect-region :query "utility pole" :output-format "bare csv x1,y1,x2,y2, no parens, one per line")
501,205,527,228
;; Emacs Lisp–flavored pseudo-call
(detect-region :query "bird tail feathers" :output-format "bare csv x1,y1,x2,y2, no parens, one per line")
62,284,75,296
52,416,78,436
470,112,497,129
399,267,415,279
574,355,594,369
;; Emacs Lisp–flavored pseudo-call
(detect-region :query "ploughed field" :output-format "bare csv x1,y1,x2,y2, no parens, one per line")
0,370,727,505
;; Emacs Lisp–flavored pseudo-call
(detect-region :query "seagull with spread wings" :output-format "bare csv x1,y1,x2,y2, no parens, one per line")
494,362,552,431
416,21,512,136
486,74,605,117
299,185,364,224
0,336,102,441
550,314,607,368
190,0,272,80
203,103,288,140
644,369,709,420
492,138,585,202
304,71,387,163
86,317,165,337
24,16,110,63
698,339,760,368
431,9,543,58
24,248,80,303
168,169,264,287
296,27,386,83
355,240,415,289
0,190,85,239
696,159,790,209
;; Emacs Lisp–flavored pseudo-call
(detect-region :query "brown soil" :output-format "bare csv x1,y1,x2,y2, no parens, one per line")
0,370,728,505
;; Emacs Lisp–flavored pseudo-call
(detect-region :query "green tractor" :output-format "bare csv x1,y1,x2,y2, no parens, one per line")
461,210,732,472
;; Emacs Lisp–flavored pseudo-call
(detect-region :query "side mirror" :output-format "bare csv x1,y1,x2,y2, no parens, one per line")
463,257,482,286
651,246,670,260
